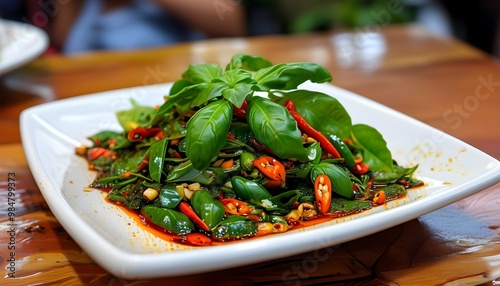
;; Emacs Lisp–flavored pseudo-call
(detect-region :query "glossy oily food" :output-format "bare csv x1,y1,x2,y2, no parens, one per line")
76,54,423,246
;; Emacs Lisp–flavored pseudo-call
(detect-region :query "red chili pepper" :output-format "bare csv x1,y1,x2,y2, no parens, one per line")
314,174,332,215
178,201,210,232
233,100,248,120
352,162,370,175
284,99,296,111
264,178,285,189
253,156,286,182
127,127,162,142
135,155,149,172
373,190,386,204
220,198,253,215
185,233,212,246
87,147,109,161
284,100,341,158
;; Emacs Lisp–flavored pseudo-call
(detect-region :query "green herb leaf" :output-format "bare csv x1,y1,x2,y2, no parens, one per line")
247,97,309,161
254,62,332,90
225,54,273,71
311,162,354,199
116,100,156,132
190,190,225,229
275,90,352,139
185,99,233,170
372,164,418,184
182,63,223,84
148,138,168,183
142,205,194,235
231,176,272,201
351,124,394,172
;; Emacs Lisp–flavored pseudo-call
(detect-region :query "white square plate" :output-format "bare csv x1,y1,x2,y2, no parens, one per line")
21,82,500,279
0,19,48,75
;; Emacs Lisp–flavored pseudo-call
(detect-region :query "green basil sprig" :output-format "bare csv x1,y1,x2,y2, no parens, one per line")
150,54,334,167
185,99,233,170
247,97,309,162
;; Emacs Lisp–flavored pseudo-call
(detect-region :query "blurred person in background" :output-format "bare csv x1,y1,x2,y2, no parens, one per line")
50,0,246,54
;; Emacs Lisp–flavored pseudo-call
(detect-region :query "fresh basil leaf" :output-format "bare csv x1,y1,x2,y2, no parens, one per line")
116,100,157,132
157,83,208,116
169,79,192,95
142,205,194,235
185,99,233,170
192,83,227,107
166,161,217,184
191,190,225,229
351,124,394,172
212,69,254,86
225,54,273,71
372,164,418,184
254,62,332,90
306,141,322,164
311,162,354,199
267,190,301,209
230,176,272,202
247,97,309,162
109,148,148,176
275,90,352,139
182,63,223,84
222,83,254,108
148,138,168,183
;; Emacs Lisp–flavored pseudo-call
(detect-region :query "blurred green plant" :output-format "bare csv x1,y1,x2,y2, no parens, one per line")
246,0,417,34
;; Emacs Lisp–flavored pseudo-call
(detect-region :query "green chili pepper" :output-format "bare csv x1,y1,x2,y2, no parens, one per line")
190,190,225,229
240,152,255,173
231,176,272,202
326,134,355,170
142,205,194,235
154,184,182,209
212,216,258,240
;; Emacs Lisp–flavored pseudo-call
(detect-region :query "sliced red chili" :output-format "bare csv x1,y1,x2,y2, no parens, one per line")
352,162,370,175
220,198,253,215
185,233,212,246
373,190,386,204
135,155,149,172
314,174,332,215
233,100,248,120
253,156,286,182
178,201,210,232
284,100,341,158
87,147,109,161
127,127,162,142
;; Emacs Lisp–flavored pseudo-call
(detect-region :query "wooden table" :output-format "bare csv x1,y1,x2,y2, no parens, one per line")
1,24,500,285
